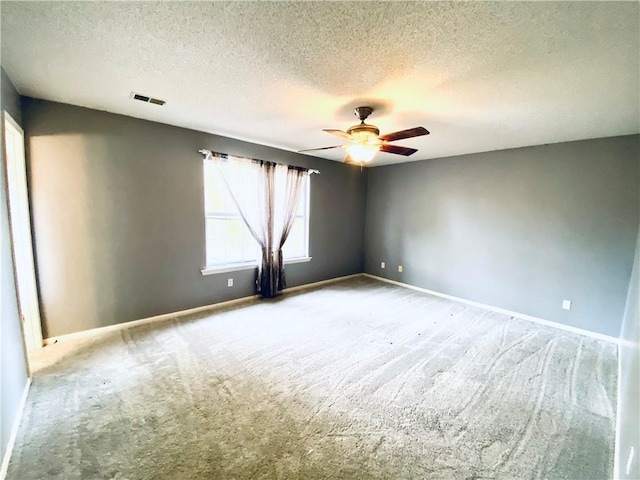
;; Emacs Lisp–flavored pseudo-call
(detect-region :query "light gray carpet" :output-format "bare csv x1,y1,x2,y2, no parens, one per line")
8,276,617,479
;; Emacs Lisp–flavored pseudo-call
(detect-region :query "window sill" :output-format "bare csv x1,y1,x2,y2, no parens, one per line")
284,256,312,265
201,257,312,276
201,263,257,276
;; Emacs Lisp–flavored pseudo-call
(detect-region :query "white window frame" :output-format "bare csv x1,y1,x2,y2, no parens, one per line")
201,160,312,276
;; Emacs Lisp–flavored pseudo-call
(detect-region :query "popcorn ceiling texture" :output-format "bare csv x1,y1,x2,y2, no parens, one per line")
1,1,638,165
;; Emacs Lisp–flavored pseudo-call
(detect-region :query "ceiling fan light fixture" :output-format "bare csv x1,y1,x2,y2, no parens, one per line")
345,143,380,163
299,106,429,164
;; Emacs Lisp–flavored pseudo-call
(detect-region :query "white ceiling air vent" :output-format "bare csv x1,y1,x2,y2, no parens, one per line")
130,92,166,106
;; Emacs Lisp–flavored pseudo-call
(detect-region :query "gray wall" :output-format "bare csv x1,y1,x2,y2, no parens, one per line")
365,136,640,337
0,68,29,467
10,94,640,474
617,221,639,479
21,98,367,338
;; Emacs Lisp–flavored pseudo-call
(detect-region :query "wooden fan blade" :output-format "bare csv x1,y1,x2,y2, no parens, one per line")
379,126,430,142
380,144,418,156
298,145,343,153
323,129,353,140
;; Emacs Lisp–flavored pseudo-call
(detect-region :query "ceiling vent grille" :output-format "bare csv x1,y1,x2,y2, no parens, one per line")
130,92,165,106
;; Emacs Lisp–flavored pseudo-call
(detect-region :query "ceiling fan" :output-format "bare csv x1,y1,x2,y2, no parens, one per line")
299,106,430,164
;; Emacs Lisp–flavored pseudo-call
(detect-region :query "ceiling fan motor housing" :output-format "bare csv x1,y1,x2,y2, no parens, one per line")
347,123,380,144
349,106,380,143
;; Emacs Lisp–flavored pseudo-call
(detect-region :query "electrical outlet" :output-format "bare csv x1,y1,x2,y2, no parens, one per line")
562,300,571,310
381,262,385,269
398,265,403,272
227,278,233,287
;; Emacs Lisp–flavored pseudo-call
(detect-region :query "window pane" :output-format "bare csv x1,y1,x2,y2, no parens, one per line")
242,227,259,262
204,162,223,213
206,218,258,266
283,217,305,259
226,219,245,262
206,218,226,265
204,162,235,214
296,181,306,216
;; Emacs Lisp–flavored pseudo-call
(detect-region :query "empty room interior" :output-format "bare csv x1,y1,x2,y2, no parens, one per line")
1,2,639,479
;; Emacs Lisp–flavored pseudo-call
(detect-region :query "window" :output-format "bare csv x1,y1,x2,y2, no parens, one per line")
203,159,310,271
279,171,309,260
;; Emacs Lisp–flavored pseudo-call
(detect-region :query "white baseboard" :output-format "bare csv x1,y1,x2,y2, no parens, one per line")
0,378,31,480
44,271,616,347
44,273,361,346
363,273,620,345
44,294,261,346
283,273,362,294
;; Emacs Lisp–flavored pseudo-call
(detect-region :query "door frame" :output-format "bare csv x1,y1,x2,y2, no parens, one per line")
3,110,43,353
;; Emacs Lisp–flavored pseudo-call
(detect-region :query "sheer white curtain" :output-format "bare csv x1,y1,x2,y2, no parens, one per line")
273,165,306,291
208,152,273,294
207,152,306,298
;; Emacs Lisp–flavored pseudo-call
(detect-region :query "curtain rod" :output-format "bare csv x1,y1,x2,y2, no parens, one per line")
199,149,320,175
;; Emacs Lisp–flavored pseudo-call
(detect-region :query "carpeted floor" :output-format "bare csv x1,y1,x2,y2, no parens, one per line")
8,276,617,479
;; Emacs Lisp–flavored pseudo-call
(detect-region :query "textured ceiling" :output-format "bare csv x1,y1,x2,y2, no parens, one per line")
1,1,639,166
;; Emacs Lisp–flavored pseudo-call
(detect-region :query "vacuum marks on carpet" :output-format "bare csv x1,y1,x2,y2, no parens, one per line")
8,277,617,479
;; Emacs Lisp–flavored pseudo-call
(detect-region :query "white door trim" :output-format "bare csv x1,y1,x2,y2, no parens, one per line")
3,111,43,352
0,378,31,480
